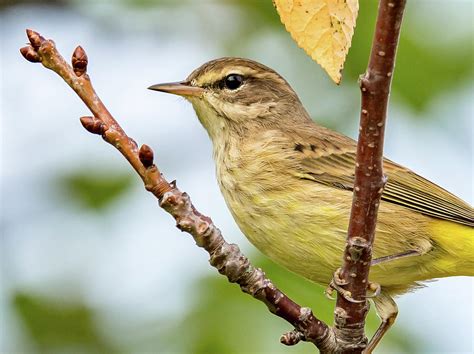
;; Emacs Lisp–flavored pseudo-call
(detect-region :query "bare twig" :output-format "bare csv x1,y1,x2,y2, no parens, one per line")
20,29,336,352
334,0,407,352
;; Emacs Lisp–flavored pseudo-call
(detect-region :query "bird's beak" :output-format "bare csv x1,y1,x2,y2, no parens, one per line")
147,81,204,97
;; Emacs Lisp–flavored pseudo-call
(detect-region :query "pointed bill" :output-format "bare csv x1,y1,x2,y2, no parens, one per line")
148,82,204,97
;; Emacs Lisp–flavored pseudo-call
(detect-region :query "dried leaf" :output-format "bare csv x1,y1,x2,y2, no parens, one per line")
274,0,359,84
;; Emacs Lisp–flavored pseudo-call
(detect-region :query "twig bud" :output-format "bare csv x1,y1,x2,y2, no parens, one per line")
26,29,45,50
80,116,106,135
281,330,304,346
20,46,40,63
139,144,154,168
72,46,88,77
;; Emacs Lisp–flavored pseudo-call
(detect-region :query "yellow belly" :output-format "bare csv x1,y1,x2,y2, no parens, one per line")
221,178,473,296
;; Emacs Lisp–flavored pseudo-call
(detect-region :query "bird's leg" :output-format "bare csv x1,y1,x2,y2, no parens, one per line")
371,250,420,266
328,250,419,300
327,250,416,349
363,292,398,354
362,251,419,352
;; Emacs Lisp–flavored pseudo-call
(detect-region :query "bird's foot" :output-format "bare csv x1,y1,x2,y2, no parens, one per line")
365,282,381,299
324,268,365,303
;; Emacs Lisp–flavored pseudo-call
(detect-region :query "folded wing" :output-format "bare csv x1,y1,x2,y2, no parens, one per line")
296,147,473,227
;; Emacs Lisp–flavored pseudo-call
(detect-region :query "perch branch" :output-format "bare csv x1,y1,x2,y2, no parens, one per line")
20,29,337,352
333,0,407,352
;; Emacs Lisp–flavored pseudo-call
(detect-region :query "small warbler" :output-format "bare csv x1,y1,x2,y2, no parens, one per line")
149,57,473,351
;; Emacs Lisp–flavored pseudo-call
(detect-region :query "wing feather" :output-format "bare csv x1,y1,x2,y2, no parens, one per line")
297,148,473,226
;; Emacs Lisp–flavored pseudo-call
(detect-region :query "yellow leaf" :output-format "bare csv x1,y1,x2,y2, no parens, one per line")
274,0,359,84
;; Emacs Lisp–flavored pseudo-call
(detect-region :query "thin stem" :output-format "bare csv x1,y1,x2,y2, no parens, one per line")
334,0,407,352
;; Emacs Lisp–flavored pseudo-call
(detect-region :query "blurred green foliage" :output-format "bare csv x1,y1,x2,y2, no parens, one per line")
13,293,115,353
231,0,474,112
12,257,419,353
344,1,474,112
57,169,134,211
163,256,419,354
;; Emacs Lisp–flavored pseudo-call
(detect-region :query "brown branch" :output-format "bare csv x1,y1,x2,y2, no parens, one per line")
20,29,337,352
334,0,407,352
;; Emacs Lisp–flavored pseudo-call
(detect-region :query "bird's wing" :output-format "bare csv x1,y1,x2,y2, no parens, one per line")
296,146,474,227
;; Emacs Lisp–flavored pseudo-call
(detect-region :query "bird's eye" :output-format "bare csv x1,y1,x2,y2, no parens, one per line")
224,74,243,90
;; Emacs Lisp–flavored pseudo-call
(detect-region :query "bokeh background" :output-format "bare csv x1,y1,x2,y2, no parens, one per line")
1,0,473,353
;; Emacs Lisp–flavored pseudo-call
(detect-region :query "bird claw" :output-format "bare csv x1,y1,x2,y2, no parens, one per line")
325,268,365,303
324,285,336,300
333,268,348,286
365,282,381,299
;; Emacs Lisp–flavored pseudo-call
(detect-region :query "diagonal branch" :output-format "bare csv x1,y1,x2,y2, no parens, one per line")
334,0,407,352
20,29,336,352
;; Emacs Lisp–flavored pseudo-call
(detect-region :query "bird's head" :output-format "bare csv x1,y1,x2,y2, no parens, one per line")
148,57,310,140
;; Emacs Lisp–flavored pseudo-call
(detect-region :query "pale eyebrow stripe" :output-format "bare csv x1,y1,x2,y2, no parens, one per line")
197,66,259,86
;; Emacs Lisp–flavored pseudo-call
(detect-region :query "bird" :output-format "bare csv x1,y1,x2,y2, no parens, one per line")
148,57,474,352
